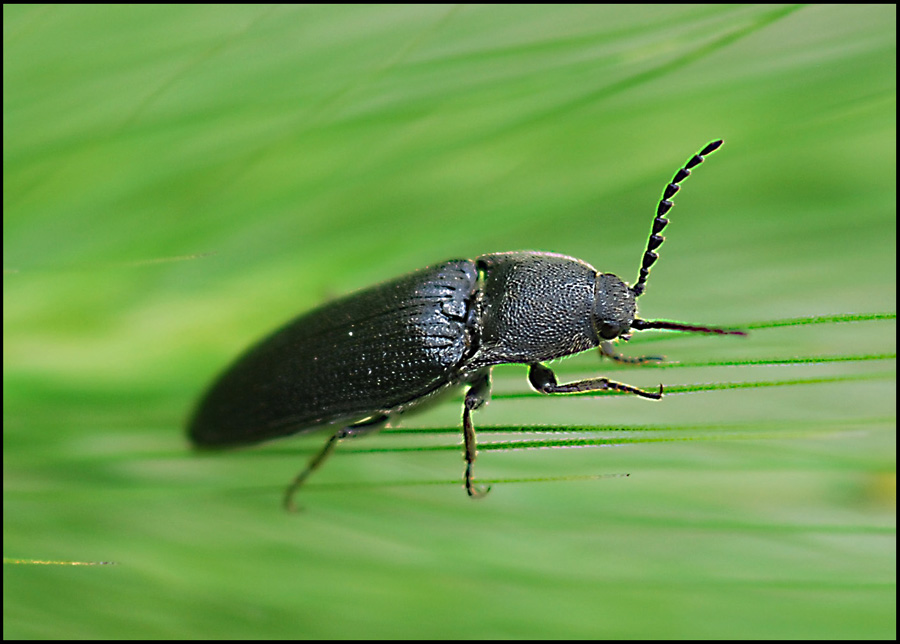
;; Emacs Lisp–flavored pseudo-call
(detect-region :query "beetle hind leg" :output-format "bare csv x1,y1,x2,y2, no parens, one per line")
283,414,389,512
528,363,663,400
462,371,492,499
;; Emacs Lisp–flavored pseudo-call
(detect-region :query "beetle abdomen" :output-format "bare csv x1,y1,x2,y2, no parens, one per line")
189,260,478,447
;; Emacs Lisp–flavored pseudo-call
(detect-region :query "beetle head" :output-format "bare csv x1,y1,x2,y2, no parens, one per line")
592,273,636,340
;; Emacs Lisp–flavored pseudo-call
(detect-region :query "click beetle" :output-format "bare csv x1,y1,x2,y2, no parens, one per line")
188,139,744,510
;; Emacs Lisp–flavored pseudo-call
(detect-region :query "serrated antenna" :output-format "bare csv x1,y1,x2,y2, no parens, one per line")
632,139,723,298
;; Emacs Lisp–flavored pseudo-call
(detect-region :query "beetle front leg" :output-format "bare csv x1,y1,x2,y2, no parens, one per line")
462,371,492,499
599,341,663,365
528,363,663,400
283,414,389,512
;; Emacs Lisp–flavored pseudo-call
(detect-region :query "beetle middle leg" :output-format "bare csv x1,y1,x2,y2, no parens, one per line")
283,414,389,512
599,341,663,365
462,371,492,499
528,363,663,399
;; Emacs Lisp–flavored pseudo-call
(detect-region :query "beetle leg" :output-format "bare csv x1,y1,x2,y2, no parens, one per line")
528,363,663,400
283,414,389,512
599,341,663,365
462,371,492,499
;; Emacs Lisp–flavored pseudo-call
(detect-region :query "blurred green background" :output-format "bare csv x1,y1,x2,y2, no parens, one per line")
4,5,895,639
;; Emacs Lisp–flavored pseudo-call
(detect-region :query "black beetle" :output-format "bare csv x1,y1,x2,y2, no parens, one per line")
189,139,744,510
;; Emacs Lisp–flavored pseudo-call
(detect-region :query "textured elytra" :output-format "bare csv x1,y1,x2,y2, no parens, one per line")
189,261,478,446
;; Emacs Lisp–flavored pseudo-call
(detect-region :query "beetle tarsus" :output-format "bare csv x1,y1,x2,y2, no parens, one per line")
465,462,491,498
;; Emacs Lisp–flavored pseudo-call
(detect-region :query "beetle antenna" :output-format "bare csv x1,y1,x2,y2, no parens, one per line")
631,318,746,336
632,139,724,298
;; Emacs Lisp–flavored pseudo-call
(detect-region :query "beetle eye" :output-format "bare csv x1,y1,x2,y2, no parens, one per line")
598,322,621,340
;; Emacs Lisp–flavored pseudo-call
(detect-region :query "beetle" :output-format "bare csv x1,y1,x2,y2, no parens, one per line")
188,139,744,510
